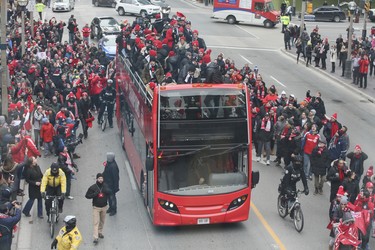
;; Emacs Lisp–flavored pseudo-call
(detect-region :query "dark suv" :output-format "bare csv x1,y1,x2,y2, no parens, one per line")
312,6,346,22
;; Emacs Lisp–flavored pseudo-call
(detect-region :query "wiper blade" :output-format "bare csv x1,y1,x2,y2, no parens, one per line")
200,144,246,159
159,145,211,158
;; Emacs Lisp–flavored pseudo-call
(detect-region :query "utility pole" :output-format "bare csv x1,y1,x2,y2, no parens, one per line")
300,0,306,37
363,1,370,40
1,0,9,116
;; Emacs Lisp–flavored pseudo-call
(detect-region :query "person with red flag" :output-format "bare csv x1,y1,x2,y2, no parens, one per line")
333,209,361,250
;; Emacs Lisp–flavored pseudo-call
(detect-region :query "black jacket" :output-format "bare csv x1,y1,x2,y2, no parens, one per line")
85,182,111,208
346,152,368,180
205,62,222,83
310,146,330,176
103,161,120,194
24,165,43,199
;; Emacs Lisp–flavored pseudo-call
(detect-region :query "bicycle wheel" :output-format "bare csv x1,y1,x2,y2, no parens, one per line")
277,194,288,218
101,114,107,131
293,204,304,232
50,212,55,238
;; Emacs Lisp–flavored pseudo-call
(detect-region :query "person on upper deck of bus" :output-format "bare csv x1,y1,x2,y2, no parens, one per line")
141,56,164,85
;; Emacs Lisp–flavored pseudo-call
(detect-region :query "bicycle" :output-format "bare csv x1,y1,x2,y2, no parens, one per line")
45,195,61,238
277,190,305,232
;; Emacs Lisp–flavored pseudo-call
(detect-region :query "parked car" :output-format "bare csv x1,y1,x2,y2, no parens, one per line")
149,0,170,14
99,35,117,59
90,17,121,40
369,9,375,22
310,6,346,22
92,0,117,8
115,0,161,17
52,0,75,12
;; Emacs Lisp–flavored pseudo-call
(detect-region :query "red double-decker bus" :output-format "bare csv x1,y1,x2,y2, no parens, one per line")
115,55,259,226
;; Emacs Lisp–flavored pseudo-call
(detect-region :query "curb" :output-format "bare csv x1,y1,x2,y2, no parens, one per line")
280,48,375,104
185,0,212,10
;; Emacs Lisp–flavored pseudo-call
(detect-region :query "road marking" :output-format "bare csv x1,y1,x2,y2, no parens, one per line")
208,45,277,51
270,76,287,88
251,202,287,250
235,24,260,39
124,159,137,190
240,55,253,65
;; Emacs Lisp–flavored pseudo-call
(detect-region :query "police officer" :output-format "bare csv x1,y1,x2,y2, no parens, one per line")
280,14,290,33
0,201,21,250
98,79,116,128
51,215,82,250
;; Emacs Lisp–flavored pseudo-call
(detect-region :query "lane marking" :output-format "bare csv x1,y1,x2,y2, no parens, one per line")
270,76,287,88
235,24,260,39
251,202,287,250
119,138,137,190
208,45,277,51
240,55,253,65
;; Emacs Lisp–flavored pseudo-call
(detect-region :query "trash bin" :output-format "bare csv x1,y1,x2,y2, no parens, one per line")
371,26,375,35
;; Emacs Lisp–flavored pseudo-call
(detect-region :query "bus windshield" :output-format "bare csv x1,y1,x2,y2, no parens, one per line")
158,87,248,147
265,1,275,11
158,147,249,195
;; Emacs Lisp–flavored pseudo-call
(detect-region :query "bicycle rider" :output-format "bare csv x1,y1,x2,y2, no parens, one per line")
41,163,67,222
98,79,116,128
51,215,82,250
279,155,309,216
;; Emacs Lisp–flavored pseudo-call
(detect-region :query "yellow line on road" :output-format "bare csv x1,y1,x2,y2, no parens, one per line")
251,202,286,250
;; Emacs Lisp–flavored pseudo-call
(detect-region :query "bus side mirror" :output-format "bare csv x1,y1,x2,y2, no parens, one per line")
251,171,259,188
146,156,154,171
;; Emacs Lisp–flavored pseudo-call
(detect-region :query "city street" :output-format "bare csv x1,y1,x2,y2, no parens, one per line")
15,0,375,249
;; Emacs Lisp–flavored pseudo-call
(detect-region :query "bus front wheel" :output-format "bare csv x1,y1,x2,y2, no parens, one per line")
264,20,273,28
227,15,236,24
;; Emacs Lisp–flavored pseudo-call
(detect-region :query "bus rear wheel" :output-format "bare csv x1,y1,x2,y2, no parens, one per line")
227,15,236,24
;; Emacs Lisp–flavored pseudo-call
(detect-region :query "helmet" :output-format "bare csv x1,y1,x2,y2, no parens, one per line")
366,182,374,189
64,215,77,230
107,79,113,85
50,163,59,175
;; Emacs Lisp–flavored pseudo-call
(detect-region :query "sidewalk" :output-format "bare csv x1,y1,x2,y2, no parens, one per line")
282,48,375,103
185,0,213,10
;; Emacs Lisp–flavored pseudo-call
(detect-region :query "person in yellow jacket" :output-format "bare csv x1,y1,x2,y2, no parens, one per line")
51,215,82,250
35,0,46,20
280,14,290,33
41,163,66,221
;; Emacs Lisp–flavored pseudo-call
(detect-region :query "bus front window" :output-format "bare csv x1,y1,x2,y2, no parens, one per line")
157,148,249,196
265,2,275,11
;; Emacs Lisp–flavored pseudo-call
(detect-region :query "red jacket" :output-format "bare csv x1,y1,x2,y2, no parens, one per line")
359,58,369,74
23,136,41,158
40,122,55,143
10,140,26,164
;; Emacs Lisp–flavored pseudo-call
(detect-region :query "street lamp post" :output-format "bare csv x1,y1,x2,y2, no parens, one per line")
18,0,29,56
344,1,357,79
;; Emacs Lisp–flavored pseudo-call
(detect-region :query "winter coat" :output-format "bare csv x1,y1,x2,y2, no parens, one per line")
346,152,368,180
310,146,330,176
103,153,120,194
40,122,54,143
327,160,348,201
258,118,274,142
85,182,111,207
342,177,359,203
141,62,164,84
24,164,43,199
330,48,337,62
359,58,369,74
205,62,222,83
328,134,348,161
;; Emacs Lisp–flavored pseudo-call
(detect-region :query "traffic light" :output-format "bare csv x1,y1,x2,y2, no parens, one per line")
365,2,370,12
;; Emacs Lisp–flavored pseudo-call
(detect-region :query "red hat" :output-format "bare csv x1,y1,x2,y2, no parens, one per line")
149,50,157,57
198,48,205,54
176,12,186,20
331,113,337,120
135,37,141,44
253,107,260,113
170,20,177,26
180,36,186,41
166,72,172,78
202,54,211,64
178,27,184,33
144,29,152,35
206,49,212,55
192,41,199,47
336,185,345,197
193,30,199,35
354,144,361,151
366,182,374,189
67,92,76,99
366,166,373,177
16,101,23,110
155,13,161,19
134,24,141,31
149,82,156,90
9,103,17,111
168,51,175,57
153,40,163,49
138,43,145,49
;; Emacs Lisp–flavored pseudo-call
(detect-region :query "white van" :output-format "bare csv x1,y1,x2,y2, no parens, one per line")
52,0,75,12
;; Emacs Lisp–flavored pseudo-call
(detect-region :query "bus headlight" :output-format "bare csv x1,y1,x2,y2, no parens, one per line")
227,195,248,211
158,199,180,214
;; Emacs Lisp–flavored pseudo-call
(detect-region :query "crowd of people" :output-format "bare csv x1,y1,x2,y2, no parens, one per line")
0,2,373,249
114,11,375,249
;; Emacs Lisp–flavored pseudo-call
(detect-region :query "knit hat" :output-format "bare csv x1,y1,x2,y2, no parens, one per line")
96,173,104,179
354,145,361,151
149,49,157,57
336,185,345,197
202,54,211,64
331,113,337,120
340,196,348,205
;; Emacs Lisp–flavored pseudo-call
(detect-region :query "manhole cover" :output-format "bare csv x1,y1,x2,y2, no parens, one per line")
332,99,343,103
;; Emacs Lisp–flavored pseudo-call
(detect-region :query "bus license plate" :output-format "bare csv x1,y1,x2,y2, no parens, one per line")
197,218,210,225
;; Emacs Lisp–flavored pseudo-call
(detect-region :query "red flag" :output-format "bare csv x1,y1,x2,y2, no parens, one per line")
334,221,360,250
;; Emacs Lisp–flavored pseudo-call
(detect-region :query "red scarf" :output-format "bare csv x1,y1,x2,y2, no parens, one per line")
256,86,265,100
339,168,345,182
331,121,339,138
